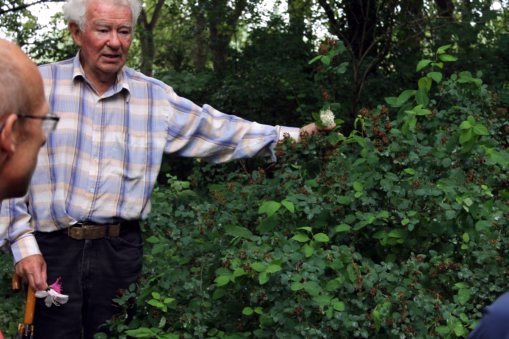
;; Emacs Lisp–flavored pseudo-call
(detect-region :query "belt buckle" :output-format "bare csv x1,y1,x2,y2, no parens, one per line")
83,225,106,240
67,226,84,240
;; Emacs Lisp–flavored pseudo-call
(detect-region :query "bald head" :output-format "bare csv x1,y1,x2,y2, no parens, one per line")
0,39,45,119
0,39,48,201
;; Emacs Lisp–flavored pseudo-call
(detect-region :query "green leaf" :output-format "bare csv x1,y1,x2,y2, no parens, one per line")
148,299,167,312
439,54,458,62
384,96,398,107
346,264,356,283
159,316,167,329
258,201,281,217
281,199,295,213
308,55,322,64
437,44,452,54
290,282,304,291
151,243,166,255
321,55,331,66
397,89,417,106
251,262,267,272
336,195,352,204
473,124,489,136
303,243,314,257
259,272,269,285
214,275,231,287
265,264,282,274
224,224,254,240
388,229,405,238
416,59,432,72
418,76,432,92
145,235,161,244
414,105,432,116
327,132,345,145
313,233,330,243
163,297,175,305
415,89,429,107
233,268,247,278
332,298,345,311
427,71,443,83
459,130,473,144
243,307,254,316
353,181,363,191
125,328,157,338
453,322,467,337
334,224,351,233
326,279,342,291
292,233,310,242
313,294,331,307
459,120,473,129
458,288,471,305
385,90,416,108
475,220,491,231
436,326,450,335
303,281,321,296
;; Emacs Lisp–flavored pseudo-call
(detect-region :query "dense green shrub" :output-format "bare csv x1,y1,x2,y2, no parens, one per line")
100,48,508,338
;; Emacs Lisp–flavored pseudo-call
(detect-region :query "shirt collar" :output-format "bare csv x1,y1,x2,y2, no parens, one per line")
71,52,131,100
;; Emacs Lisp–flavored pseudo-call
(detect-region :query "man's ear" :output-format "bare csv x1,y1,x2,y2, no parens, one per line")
0,113,18,155
68,22,82,47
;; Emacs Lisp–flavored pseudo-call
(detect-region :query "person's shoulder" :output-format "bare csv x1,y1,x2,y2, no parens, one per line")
123,67,175,95
38,58,74,77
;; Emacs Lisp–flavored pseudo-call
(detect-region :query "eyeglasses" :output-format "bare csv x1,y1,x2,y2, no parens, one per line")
17,113,60,135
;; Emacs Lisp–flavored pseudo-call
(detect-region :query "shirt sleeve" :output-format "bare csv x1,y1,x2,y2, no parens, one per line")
0,197,41,264
163,90,300,163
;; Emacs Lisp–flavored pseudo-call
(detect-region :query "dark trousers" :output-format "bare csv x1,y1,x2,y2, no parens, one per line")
33,223,143,339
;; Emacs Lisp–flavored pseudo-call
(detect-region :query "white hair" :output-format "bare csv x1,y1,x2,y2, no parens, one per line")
0,45,26,118
62,0,142,31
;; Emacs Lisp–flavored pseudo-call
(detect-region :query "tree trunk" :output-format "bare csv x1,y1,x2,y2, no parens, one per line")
192,3,207,71
288,0,310,38
138,0,166,76
207,0,247,74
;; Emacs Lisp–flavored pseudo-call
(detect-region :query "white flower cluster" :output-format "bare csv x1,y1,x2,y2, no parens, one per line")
320,108,335,128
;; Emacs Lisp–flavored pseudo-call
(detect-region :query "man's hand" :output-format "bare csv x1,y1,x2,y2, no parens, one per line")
15,254,47,291
299,122,336,136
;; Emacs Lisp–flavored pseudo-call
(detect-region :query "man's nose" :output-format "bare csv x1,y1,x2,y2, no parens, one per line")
107,32,121,48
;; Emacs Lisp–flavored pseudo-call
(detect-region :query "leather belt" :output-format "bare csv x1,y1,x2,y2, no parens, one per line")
66,223,121,240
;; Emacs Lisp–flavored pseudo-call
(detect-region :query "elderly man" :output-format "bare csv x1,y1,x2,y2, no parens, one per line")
0,0,325,337
0,38,57,338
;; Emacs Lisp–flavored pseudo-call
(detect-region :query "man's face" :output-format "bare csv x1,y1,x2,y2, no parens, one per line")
71,0,133,87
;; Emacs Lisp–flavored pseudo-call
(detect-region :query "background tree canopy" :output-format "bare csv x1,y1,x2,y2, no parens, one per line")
0,0,508,337
1,0,508,128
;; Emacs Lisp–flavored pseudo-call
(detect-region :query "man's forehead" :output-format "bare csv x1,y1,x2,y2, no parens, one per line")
93,20,133,28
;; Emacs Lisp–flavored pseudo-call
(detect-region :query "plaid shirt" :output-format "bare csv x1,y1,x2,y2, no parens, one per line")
0,55,299,262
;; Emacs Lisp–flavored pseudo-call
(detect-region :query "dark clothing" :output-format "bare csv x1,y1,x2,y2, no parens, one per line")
33,222,143,339
470,292,509,339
